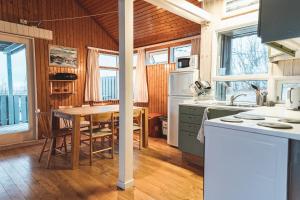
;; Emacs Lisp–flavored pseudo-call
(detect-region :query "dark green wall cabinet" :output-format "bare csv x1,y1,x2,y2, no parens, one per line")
258,0,300,43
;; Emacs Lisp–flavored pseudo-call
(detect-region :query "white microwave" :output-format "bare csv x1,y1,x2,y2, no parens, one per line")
176,55,199,71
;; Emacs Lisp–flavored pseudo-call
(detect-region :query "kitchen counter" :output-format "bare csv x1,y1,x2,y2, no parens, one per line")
203,103,300,200
205,116,300,140
181,100,300,119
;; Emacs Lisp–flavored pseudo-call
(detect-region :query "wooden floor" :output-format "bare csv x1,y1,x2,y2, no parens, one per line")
0,137,203,200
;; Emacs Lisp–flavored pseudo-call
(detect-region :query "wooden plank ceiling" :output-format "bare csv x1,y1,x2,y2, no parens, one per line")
77,0,202,47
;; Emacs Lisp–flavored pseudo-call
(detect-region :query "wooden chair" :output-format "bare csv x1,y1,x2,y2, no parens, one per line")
59,105,90,130
133,109,143,150
36,110,71,168
115,109,143,150
81,113,115,165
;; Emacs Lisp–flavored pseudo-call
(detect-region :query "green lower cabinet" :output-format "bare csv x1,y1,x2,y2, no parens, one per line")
178,105,246,157
178,105,205,157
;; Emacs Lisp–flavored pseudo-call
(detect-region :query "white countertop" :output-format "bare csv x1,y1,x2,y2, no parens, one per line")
183,100,300,140
181,100,300,119
205,117,300,140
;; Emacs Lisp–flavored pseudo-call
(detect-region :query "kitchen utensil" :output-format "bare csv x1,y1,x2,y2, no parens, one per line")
286,87,300,110
257,122,293,129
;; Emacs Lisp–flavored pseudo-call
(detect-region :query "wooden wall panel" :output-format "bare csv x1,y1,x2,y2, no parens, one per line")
146,63,176,116
0,0,118,115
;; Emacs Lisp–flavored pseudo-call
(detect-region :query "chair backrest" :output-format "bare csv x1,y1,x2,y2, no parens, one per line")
36,111,52,138
88,112,114,131
92,112,113,123
59,106,73,128
133,109,142,125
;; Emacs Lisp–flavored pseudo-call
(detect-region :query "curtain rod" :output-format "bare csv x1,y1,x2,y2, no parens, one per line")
88,35,200,53
87,47,119,54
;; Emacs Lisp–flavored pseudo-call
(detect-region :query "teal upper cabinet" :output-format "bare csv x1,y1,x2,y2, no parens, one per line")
258,0,300,43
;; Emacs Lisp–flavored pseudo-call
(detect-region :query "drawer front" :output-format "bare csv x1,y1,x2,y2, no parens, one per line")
179,130,204,156
179,105,206,116
179,122,201,134
179,114,203,124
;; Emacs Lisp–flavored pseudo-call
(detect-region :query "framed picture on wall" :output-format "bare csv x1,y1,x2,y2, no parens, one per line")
224,0,259,18
49,45,78,68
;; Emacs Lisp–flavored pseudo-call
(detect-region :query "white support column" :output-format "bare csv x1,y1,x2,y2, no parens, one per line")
117,0,134,190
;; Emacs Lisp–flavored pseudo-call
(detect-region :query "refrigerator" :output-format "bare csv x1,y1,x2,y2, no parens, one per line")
167,70,199,147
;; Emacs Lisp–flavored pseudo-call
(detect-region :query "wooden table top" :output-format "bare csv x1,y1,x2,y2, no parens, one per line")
53,105,144,116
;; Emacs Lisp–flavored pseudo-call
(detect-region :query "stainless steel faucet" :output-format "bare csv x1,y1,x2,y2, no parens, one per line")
229,94,247,106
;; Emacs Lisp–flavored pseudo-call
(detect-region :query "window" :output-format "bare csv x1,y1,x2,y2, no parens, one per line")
215,80,268,102
99,53,118,68
98,53,137,101
0,52,8,95
275,79,300,102
224,0,259,16
215,26,269,102
170,44,192,62
146,49,168,65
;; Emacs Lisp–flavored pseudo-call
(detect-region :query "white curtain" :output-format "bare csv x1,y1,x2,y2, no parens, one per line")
191,38,201,68
134,49,148,102
85,49,101,102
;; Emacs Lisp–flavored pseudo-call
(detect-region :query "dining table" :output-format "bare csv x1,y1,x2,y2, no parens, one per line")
52,105,149,169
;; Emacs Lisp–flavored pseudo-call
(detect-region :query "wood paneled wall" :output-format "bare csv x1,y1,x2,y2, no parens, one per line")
0,0,118,114
147,63,176,116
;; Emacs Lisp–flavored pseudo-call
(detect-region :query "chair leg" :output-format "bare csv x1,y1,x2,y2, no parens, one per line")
139,130,142,150
47,139,54,168
39,138,48,162
63,136,68,154
111,134,114,159
89,135,93,166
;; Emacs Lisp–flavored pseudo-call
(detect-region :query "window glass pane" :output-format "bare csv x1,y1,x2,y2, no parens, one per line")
219,29,268,76
99,69,119,100
99,54,118,68
11,48,27,95
171,44,192,62
225,0,259,13
147,50,168,65
0,52,8,95
215,80,267,102
281,83,300,101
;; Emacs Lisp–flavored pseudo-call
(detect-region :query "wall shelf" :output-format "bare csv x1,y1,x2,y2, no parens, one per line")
49,80,76,95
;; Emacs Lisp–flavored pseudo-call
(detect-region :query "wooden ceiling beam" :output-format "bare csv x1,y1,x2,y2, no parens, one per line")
142,0,212,24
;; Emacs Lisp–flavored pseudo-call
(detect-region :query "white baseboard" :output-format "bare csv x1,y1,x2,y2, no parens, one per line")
117,179,134,190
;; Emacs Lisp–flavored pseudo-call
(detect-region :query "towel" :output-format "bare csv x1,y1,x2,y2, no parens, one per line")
197,107,209,144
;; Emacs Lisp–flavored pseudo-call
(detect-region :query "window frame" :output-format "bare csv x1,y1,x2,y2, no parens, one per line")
213,25,271,102
274,76,300,103
146,48,169,65
169,44,192,63
97,52,138,101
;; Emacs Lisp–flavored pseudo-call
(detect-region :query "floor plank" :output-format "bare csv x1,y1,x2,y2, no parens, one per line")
0,137,203,200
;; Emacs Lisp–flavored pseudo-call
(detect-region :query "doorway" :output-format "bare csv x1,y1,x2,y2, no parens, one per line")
0,33,36,145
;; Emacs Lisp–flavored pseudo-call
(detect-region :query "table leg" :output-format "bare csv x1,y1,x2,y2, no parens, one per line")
71,115,81,169
142,108,148,148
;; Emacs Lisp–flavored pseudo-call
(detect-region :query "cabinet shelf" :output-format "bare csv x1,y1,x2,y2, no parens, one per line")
49,79,76,95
